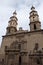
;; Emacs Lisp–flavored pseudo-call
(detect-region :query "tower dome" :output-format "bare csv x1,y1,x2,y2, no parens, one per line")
29,6,41,31
6,10,18,34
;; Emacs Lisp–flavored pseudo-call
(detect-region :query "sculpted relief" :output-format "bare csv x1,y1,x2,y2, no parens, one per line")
10,37,27,51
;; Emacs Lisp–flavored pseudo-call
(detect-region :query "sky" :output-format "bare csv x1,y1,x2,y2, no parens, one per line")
0,0,43,46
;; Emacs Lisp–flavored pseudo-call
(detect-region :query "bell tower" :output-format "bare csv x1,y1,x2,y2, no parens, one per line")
6,10,18,34
29,6,41,31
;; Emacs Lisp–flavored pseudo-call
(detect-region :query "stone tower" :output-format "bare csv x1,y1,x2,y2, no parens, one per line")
6,10,18,34
29,6,41,31
1,10,18,54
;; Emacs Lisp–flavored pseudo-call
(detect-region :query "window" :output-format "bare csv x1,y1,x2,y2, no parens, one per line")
34,24,36,30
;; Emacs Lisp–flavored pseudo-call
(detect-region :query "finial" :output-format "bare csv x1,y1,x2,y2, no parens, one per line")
19,27,23,31
31,5,35,10
13,10,17,15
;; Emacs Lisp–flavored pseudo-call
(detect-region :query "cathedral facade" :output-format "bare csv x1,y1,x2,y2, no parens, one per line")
0,6,43,65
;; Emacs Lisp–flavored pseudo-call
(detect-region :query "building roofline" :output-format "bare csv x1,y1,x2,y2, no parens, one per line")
2,29,43,37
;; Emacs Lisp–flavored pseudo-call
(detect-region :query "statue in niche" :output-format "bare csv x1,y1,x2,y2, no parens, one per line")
29,43,42,65
33,43,42,65
34,43,39,51
10,41,18,49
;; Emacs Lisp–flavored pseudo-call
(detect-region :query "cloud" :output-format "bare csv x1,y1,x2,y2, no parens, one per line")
0,0,42,8
17,6,29,30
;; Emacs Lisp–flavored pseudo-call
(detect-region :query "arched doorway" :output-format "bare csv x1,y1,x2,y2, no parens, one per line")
19,56,21,65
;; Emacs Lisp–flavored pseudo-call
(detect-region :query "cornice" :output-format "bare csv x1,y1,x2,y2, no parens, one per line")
29,21,41,25
2,29,43,37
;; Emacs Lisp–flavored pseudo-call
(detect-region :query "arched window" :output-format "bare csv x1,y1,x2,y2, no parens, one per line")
34,24,36,30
